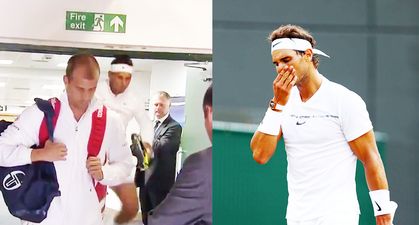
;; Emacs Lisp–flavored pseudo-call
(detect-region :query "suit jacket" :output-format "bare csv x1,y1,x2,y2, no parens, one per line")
145,115,182,206
148,147,212,225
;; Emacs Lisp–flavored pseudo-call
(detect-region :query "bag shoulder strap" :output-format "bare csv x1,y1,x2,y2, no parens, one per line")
36,98,61,147
87,105,107,210
87,105,107,157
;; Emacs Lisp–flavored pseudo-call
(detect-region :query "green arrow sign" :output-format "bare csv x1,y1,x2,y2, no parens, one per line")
66,11,126,33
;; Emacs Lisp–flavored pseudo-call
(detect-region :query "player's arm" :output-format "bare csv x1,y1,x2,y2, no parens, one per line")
0,105,67,166
250,65,296,164
98,117,135,186
153,124,182,154
250,130,282,164
349,130,396,225
349,130,388,192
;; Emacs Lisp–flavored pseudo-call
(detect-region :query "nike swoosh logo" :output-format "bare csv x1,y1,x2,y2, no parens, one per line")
272,40,283,48
296,121,306,125
375,201,382,211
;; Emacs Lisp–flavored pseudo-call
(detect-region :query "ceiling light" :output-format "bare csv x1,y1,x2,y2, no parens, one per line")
0,60,13,65
42,84,64,90
56,63,67,68
31,53,53,62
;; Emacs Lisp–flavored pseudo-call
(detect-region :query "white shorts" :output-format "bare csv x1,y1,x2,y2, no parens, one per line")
287,213,359,225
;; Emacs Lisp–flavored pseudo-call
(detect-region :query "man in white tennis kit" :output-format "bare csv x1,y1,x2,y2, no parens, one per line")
0,54,134,225
95,55,153,224
250,25,397,225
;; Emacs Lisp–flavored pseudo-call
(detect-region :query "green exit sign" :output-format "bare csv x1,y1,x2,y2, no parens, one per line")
66,11,126,33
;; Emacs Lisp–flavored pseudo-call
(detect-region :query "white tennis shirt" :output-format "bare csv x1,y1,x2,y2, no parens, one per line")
95,80,153,145
281,74,373,220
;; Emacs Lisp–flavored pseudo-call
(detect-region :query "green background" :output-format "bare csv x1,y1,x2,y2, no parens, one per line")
213,127,387,225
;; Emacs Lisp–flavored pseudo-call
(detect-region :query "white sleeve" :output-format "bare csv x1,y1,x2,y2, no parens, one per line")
133,102,153,145
0,105,42,167
340,91,373,141
100,114,135,186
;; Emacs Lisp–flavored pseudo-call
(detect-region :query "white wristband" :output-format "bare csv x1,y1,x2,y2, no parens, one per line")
369,190,398,217
256,108,282,136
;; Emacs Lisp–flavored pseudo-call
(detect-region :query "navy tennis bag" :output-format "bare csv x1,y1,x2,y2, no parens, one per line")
0,98,61,223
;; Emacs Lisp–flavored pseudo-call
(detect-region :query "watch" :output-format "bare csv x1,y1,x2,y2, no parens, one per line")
269,100,284,112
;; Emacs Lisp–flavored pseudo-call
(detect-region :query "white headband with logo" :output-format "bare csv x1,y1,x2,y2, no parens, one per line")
110,63,134,73
271,38,330,58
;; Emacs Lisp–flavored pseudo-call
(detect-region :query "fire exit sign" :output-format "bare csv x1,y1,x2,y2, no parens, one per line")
66,11,126,33
0,105,7,112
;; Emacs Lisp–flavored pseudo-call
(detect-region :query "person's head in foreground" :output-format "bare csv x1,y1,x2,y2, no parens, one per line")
203,84,212,142
64,53,100,113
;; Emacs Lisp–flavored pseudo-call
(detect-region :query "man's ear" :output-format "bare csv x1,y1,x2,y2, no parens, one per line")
63,75,69,85
304,49,313,61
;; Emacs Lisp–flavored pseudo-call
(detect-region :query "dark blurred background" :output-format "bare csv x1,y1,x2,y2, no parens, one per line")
213,0,419,224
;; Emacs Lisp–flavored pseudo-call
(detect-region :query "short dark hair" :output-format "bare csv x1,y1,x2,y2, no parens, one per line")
203,84,212,114
111,55,133,66
66,53,100,79
268,24,320,68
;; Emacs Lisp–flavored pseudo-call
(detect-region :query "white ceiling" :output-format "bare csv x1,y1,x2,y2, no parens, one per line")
0,51,207,112
0,51,158,72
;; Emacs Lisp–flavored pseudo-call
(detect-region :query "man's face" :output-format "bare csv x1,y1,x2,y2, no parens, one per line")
204,105,213,143
108,71,132,95
271,49,311,85
64,65,99,111
153,95,170,119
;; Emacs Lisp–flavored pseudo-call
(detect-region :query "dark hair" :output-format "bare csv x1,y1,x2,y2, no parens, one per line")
203,84,212,117
268,24,320,68
111,55,133,66
66,53,100,79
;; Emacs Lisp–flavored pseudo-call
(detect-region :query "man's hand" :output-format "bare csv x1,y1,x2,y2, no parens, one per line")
143,142,152,156
272,65,297,106
31,140,67,162
142,143,153,169
86,157,104,181
376,214,393,225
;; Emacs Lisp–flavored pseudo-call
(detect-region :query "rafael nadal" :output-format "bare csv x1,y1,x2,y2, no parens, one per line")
250,24,397,225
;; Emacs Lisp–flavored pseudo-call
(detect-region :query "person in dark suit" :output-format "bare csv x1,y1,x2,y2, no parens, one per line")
148,84,212,225
140,91,182,224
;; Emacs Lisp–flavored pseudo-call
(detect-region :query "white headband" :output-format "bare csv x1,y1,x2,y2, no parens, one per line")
271,38,330,58
110,63,133,73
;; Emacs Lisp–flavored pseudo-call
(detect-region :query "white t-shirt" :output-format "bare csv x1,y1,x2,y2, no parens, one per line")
95,80,153,145
281,74,373,220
